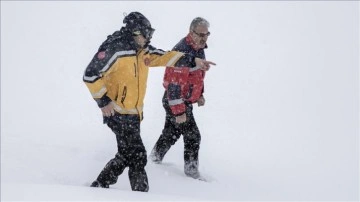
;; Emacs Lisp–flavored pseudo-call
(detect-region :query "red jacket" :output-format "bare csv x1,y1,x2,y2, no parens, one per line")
163,66,205,115
163,34,207,116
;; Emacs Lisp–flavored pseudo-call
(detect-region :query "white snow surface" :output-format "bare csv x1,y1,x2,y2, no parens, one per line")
1,1,359,201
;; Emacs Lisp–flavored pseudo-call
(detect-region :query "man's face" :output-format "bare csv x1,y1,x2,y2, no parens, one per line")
133,35,147,48
190,24,210,49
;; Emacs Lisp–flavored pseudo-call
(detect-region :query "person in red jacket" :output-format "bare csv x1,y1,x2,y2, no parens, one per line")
150,17,214,179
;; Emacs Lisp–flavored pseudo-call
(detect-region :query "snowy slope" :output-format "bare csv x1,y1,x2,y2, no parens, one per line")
1,1,359,201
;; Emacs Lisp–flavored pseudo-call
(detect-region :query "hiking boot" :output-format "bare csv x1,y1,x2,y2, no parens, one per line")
149,148,162,164
90,180,109,188
185,170,201,179
184,161,200,179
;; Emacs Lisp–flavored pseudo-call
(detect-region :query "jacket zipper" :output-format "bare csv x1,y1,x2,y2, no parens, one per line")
121,86,127,107
135,51,141,115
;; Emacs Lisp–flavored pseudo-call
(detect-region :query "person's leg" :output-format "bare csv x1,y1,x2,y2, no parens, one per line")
150,113,182,163
125,115,149,192
150,92,182,163
182,107,201,178
91,114,129,188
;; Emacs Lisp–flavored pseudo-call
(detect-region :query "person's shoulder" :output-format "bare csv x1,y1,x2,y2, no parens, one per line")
173,37,190,52
174,37,187,47
98,30,130,52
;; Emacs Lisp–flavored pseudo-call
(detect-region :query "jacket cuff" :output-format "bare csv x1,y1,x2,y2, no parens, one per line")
95,94,112,108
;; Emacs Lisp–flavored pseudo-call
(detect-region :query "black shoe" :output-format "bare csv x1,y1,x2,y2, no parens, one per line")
90,180,109,188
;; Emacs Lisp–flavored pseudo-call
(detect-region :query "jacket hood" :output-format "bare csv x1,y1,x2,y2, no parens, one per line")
98,27,139,51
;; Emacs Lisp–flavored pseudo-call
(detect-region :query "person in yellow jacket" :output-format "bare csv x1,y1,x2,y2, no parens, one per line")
83,12,215,192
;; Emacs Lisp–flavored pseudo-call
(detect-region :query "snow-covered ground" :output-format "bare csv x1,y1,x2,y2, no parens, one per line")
1,1,359,201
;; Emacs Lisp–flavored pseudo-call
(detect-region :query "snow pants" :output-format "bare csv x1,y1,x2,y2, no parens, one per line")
152,92,201,173
95,114,148,192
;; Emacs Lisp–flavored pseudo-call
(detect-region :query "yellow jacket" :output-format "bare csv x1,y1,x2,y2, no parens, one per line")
83,30,185,117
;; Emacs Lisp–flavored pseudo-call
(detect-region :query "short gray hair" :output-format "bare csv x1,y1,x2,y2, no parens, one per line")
189,17,210,30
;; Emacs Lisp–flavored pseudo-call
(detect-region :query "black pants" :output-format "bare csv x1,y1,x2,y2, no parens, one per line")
95,114,148,192
153,92,201,169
